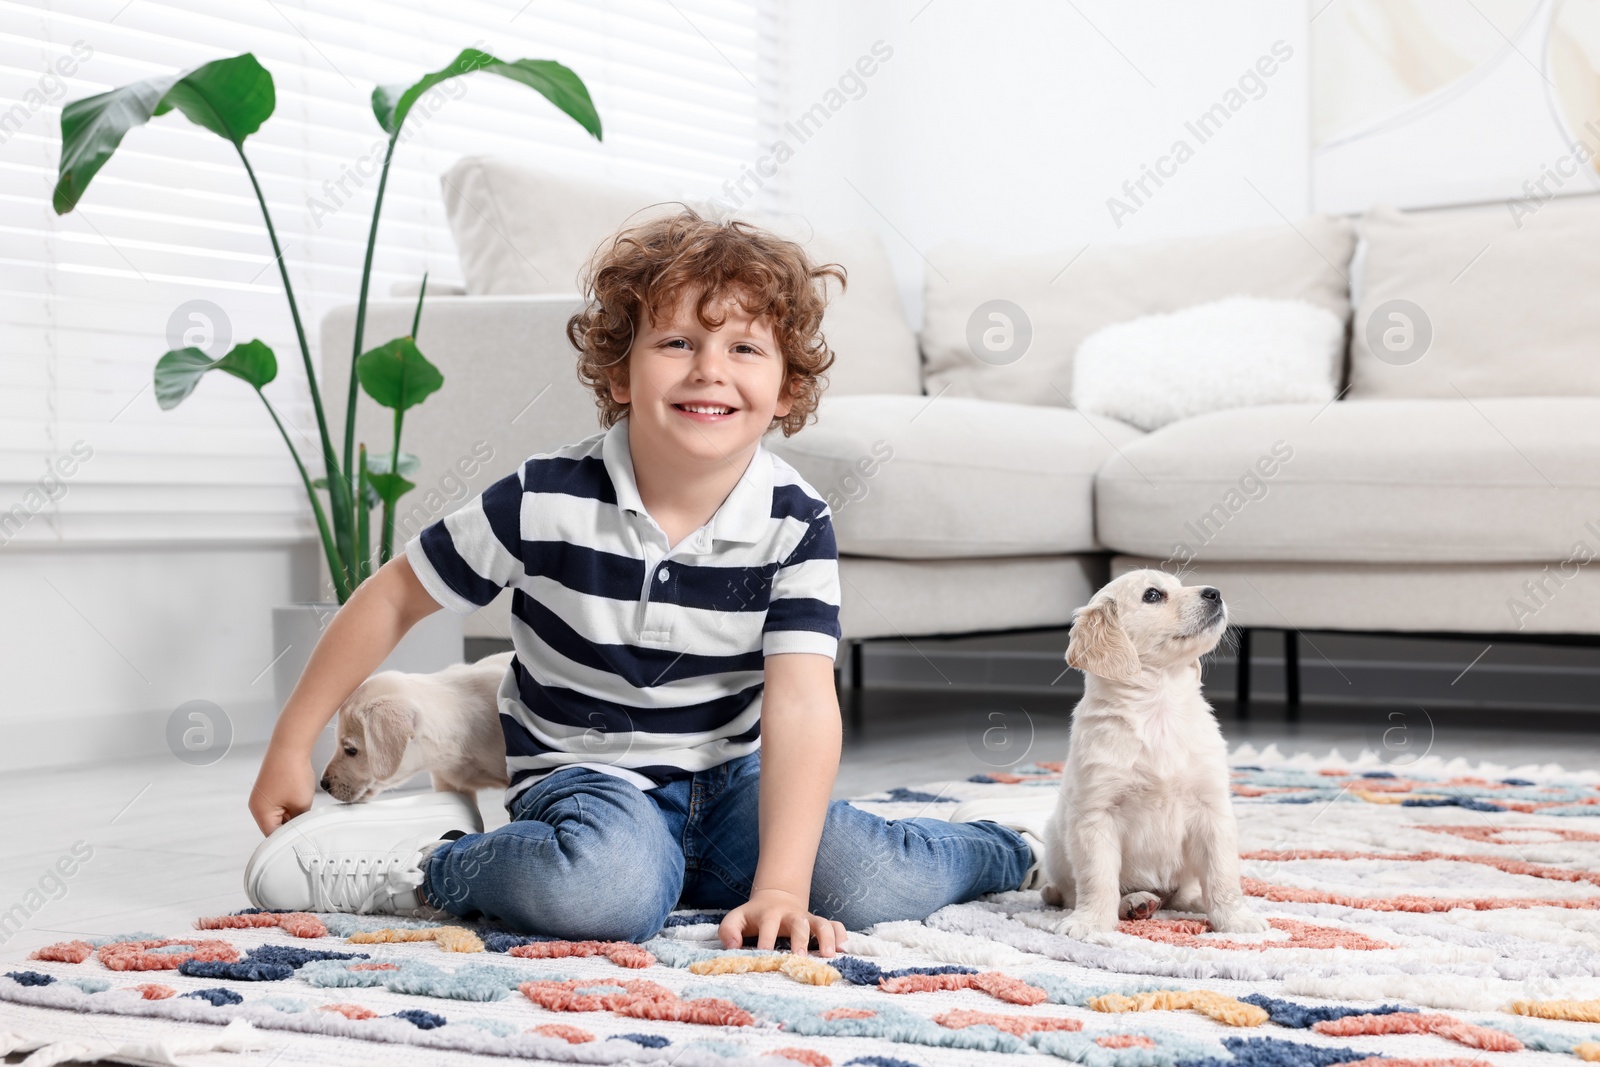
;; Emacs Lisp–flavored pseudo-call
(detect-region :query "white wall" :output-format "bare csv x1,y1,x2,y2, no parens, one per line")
778,0,1311,324
0,541,314,773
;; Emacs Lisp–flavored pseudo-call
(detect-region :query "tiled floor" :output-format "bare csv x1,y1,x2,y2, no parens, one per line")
4,686,1596,977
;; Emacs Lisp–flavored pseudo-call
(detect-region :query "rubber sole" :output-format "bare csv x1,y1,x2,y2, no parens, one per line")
243,791,484,909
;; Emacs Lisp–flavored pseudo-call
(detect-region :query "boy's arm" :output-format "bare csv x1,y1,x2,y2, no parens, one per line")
716,652,847,957
248,555,443,834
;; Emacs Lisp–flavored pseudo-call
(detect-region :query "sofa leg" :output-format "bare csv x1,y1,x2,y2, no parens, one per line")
1284,630,1301,720
1236,628,1251,720
846,640,864,735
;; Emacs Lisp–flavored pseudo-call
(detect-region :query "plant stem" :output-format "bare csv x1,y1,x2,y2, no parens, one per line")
357,444,372,583
410,272,429,338
258,390,351,603
344,131,400,498
381,274,426,565
380,407,403,563
235,143,358,597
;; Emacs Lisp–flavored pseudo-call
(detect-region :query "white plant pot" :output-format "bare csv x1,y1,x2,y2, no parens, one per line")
271,602,464,791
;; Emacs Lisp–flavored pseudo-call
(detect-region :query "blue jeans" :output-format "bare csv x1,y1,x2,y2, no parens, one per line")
420,752,1029,941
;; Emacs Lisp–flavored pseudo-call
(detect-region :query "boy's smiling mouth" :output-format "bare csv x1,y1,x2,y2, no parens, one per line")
673,402,739,421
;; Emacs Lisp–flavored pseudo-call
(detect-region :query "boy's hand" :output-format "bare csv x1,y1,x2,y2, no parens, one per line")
245,556,445,837
718,887,847,957
249,748,313,835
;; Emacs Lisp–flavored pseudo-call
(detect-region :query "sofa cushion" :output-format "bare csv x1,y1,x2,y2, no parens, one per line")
1348,198,1600,399
768,395,1143,558
919,216,1356,407
1072,297,1343,431
840,555,1106,639
1096,398,1600,564
1111,556,1600,634
440,157,923,397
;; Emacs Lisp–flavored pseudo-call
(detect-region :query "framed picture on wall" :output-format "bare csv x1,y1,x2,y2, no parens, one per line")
1311,0,1600,215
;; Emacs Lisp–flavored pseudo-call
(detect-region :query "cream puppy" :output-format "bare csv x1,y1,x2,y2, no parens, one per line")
319,651,512,804
1040,569,1267,938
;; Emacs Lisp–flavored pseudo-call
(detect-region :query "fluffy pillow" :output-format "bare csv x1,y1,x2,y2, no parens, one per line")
919,218,1355,407
1070,297,1343,431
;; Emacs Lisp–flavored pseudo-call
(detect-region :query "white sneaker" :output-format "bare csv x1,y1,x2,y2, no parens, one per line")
949,794,1056,891
244,792,482,915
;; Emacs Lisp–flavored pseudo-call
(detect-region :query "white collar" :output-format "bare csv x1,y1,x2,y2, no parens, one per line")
601,417,773,545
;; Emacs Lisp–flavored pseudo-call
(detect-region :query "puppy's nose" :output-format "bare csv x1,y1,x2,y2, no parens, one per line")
319,775,332,793
1199,587,1221,602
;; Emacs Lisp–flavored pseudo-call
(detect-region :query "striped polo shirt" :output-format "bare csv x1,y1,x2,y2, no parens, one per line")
404,417,842,798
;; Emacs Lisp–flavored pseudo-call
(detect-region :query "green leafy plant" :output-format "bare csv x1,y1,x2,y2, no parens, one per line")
54,49,602,602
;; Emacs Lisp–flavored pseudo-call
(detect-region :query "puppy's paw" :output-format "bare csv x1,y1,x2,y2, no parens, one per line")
1040,883,1065,908
1118,891,1164,921
1168,886,1205,914
1209,909,1270,934
1047,910,1115,940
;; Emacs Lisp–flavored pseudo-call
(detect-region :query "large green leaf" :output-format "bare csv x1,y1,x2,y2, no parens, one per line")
371,48,601,140
55,53,274,214
359,452,419,510
154,339,277,410
314,452,418,510
356,338,443,411
153,54,274,144
366,471,417,508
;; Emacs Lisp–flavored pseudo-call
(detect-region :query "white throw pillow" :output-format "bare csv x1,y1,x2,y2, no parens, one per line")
1070,297,1343,432
919,217,1355,407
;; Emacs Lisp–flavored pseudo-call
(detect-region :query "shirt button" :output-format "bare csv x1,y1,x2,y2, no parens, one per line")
658,568,670,582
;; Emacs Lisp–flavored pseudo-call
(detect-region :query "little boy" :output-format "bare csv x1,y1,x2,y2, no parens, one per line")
245,210,1038,954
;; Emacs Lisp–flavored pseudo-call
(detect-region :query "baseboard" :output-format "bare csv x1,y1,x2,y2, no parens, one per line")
2,697,278,775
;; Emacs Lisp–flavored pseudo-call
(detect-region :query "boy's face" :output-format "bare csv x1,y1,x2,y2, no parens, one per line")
611,289,792,464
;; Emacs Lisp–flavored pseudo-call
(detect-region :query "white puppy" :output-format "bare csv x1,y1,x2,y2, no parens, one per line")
319,651,511,804
1039,569,1267,938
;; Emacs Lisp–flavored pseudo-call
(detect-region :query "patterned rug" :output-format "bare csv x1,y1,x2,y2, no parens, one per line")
4,745,1600,1067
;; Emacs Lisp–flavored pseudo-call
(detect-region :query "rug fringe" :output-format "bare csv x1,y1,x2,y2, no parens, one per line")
1229,743,1600,783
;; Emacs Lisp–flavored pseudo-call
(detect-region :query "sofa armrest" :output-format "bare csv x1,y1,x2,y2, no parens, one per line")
319,294,598,638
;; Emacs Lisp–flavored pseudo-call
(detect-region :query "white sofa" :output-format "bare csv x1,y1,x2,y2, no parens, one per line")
322,160,1600,698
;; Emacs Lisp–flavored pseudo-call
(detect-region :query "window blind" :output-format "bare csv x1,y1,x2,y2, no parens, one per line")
0,0,782,546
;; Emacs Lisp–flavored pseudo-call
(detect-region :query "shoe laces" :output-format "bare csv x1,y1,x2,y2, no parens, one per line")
304,850,424,913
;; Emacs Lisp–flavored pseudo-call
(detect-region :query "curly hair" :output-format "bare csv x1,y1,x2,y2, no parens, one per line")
566,208,845,437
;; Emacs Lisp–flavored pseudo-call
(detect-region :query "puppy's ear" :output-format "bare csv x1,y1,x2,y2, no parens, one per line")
364,701,418,781
1066,599,1142,682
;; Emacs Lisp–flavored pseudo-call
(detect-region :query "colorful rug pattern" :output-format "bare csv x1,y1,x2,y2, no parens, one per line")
4,746,1600,1066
